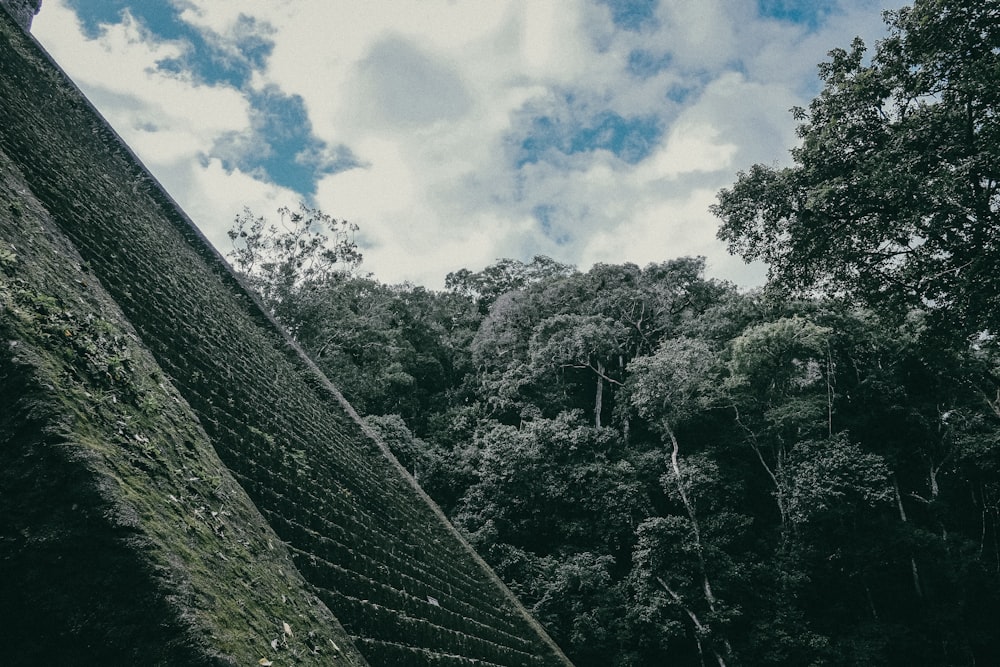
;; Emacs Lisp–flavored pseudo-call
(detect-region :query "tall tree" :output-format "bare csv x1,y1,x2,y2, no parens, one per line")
227,204,362,315
629,337,737,666
713,0,1000,338
529,314,628,428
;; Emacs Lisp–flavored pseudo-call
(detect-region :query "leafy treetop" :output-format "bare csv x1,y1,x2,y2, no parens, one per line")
713,0,1000,339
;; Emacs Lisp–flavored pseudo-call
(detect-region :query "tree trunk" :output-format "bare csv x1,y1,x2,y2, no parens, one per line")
732,405,788,527
594,359,604,429
656,577,727,667
894,476,924,598
665,423,718,609
663,422,734,662
826,342,835,437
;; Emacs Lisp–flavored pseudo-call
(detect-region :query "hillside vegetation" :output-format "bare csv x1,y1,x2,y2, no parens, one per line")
231,2,1000,664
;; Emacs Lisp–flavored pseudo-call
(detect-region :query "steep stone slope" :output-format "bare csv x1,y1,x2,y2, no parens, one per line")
0,8,572,666
0,145,367,665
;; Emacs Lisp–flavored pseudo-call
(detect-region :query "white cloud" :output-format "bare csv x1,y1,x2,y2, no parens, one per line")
642,120,739,181
32,0,908,289
652,0,744,71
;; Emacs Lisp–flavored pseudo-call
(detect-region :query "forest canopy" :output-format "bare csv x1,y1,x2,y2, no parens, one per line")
226,2,1000,664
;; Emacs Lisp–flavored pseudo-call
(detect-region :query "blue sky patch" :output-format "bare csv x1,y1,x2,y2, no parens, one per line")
531,205,571,245
597,0,659,32
515,108,662,167
228,15,274,72
757,0,832,29
65,0,179,39
65,0,273,89
666,85,692,104
532,204,555,233
627,49,672,78
212,86,359,195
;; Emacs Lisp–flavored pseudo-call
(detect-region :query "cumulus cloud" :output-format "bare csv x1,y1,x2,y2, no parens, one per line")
33,0,907,288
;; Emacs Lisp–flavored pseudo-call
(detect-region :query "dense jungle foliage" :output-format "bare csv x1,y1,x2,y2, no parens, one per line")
228,2,1000,664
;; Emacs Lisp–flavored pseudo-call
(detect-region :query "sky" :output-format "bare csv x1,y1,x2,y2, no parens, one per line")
30,0,906,289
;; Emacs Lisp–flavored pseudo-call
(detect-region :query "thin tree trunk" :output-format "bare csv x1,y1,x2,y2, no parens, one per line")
656,577,727,667
733,405,788,526
826,342,835,437
894,476,924,598
864,583,879,620
980,486,987,559
663,422,736,663
664,423,716,607
594,360,604,429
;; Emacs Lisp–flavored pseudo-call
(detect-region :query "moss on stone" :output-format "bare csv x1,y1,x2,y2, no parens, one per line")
0,148,366,665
